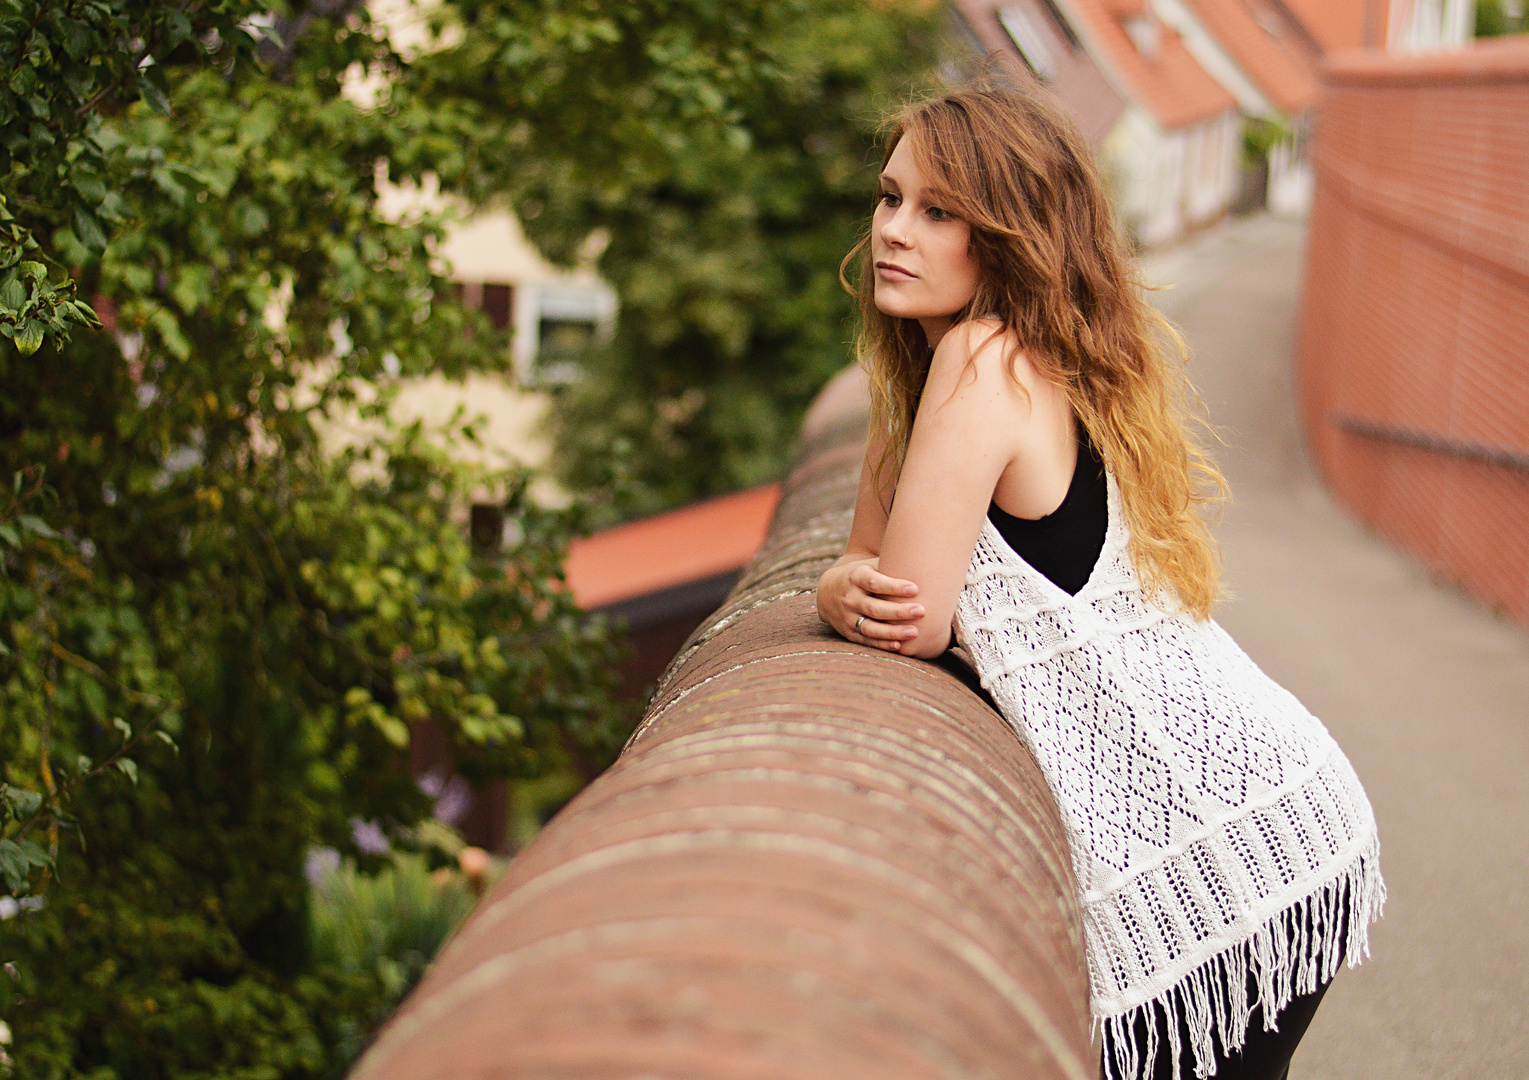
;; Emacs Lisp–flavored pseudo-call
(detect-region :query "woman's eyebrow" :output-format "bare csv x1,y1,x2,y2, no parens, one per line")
878,174,902,190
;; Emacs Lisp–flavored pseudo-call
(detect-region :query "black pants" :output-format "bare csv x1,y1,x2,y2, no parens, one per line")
1103,896,1347,1080
1103,973,1336,1080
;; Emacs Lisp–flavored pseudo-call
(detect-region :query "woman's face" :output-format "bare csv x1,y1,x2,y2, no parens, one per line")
872,135,980,344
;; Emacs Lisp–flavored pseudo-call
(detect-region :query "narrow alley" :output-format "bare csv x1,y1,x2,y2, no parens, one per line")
1144,213,1529,1079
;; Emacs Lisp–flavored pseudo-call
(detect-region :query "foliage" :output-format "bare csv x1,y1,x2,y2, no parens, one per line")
1474,0,1525,37
1241,116,1291,168
307,851,480,1067
0,0,251,355
0,0,810,1074
419,0,945,517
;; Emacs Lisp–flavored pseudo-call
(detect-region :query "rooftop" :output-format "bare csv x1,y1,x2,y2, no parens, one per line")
564,484,782,612
1059,0,1238,129
1175,0,1322,116
1280,0,1372,52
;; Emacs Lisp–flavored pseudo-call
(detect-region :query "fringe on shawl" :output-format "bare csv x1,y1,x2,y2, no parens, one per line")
1099,834,1385,1080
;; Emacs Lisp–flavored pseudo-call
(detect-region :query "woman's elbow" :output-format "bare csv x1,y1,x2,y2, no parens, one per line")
901,625,952,660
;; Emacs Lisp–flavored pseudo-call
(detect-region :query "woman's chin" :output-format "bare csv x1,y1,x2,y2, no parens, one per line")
874,298,957,324
873,293,930,321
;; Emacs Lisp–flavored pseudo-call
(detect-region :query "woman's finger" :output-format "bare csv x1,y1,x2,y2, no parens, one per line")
852,615,919,646
856,595,925,624
849,563,918,598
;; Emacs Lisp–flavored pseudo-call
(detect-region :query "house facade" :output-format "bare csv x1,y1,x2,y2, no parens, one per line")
958,0,1243,246
364,182,617,482
1149,0,1322,215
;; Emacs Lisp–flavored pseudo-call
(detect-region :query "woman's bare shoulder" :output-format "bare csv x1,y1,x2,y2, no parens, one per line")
927,319,1042,404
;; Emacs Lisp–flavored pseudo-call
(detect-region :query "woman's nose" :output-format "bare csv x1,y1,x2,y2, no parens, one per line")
880,212,910,249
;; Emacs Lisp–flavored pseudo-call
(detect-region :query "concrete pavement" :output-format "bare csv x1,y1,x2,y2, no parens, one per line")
1139,214,1529,1080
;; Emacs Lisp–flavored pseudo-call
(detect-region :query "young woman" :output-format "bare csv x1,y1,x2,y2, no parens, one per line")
815,83,1384,1080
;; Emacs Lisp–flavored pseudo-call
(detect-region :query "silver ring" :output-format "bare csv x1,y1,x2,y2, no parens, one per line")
854,614,866,635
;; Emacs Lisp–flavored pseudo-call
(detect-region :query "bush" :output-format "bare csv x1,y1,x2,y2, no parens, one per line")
1,0,793,1074
307,850,481,1070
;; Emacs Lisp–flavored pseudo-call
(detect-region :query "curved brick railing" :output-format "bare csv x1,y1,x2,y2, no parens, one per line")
350,366,1093,1080
1297,36,1529,625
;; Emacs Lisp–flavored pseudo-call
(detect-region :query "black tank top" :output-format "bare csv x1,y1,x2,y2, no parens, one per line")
987,430,1108,596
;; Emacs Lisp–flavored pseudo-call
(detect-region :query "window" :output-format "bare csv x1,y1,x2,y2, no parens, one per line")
1123,14,1162,59
1038,0,1080,47
482,283,512,331
999,6,1058,81
515,283,617,387
454,281,514,334
536,319,597,384
469,504,504,553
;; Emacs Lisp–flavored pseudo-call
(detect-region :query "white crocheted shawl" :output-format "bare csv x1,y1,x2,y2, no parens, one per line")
953,470,1384,1080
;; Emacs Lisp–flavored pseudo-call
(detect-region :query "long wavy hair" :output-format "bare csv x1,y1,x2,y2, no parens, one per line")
842,81,1227,617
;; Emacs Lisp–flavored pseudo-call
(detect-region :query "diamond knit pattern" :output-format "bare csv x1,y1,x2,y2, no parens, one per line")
954,472,1384,1080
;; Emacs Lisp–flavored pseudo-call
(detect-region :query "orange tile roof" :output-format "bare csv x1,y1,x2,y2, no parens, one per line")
564,484,781,610
953,0,1129,146
1179,0,1322,115
1280,0,1371,51
1060,0,1238,129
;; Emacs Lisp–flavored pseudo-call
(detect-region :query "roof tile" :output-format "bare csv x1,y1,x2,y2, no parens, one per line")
565,484,781,610
1178,0,1322,116
1061,0,1238,129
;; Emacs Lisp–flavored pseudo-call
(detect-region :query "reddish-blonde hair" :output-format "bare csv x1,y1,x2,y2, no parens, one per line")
842,80,1226,617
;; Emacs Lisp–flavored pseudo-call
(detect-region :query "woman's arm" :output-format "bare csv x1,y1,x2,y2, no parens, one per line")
877,322,1062,659
816,412,927,652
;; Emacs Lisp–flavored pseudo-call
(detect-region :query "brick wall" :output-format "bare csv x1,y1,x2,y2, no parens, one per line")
1296,37,1529,625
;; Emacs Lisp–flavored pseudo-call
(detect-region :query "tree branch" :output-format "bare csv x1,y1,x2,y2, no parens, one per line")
262,0,371,79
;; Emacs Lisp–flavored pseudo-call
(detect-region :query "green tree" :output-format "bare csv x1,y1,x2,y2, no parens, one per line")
0,0,803,1074
429,0,944,516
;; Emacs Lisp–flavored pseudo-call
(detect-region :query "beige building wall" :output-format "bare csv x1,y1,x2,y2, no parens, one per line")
338,0,615,488
324,170,615,505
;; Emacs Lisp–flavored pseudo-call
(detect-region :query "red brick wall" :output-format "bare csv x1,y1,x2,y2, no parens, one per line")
1296,37,1529,625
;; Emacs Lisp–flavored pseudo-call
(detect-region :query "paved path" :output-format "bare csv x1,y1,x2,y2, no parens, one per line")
1139,214,1529,1080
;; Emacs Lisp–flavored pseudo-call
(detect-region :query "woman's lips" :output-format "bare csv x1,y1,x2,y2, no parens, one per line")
876,262,916,281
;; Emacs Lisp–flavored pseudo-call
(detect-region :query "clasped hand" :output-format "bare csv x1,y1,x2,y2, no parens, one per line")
816,556,925,652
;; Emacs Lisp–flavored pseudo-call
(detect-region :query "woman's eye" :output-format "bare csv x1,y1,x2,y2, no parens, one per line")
879,191,900,208
927,205,952,222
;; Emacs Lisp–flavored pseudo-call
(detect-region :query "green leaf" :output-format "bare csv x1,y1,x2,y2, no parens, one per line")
154,730,179,753
17,839,51,869
95,191,127,223
235,200,270,238
0,840,30,892
0,276,24,311
162,12,193,54
1,785,42,820
0,839,47,891
372,713,410,749
71,206,108,251
135,75,172,116
73,176,108,205
14,320,44,354
79,677,108,720
116,758,138,785
18,515,57,538
58,16,94,60
112,716,133,740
